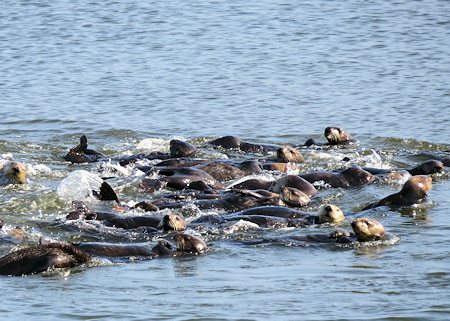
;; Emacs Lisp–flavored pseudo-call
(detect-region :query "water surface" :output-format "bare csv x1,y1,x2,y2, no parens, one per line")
1,1,449,320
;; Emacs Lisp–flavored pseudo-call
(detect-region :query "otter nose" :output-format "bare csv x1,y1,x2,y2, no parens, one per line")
325,205,332,212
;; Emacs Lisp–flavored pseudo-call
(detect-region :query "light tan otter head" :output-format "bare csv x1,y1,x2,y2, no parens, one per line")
277,147,304,163
1,161,27,184
280,186,310,207
9,227,28,241
351,217,385,242
400,175,432,200
324,126,353,145
317,204,345,224
173,233,207,254
159,214,186,231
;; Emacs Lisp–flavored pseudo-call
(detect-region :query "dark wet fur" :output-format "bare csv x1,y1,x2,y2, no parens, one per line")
0,243,90,276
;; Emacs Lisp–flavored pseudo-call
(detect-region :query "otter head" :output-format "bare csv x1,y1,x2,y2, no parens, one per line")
280,186,310,207
317,204,345,224
170,139,197,158
400,175,432,200
351,217,385,242
324,127,353,145
3,162,27,184
341,167,375,186
409,160,444,176
159,214,186,231
9,227,28,241
173,233,207,254
277,147,304,163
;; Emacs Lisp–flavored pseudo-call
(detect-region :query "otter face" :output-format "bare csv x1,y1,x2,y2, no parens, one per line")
317,204,345,224
3,162,27,184
280,186,310,207
351,218,385,242
160,214,186,231
173,233,207,253
277,147,304,163
324,127,353,145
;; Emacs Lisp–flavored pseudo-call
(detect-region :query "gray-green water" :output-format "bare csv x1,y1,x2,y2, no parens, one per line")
1,1,450,320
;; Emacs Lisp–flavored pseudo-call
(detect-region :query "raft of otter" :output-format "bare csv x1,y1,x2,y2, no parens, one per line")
0,126,446,276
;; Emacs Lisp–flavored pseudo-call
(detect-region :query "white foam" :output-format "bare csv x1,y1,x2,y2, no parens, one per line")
28,164,52,175
223,220,260,234
136,138,169,152
56,170,103,201
1,153,13,160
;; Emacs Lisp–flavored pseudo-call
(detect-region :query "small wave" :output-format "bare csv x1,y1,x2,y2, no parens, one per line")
56,170,103,202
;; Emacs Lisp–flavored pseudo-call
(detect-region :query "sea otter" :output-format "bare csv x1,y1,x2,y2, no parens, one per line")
247,217,386,246
119,139,198,166
140,167,224,192
191,204,344,229
195,159,263,181
363,160,444,176
300,167,375,188
154,187,309,212
0,161,27,185
0,243,90,276
64,135,105,164
304,126,355,146
276,147,305,163
363,175,432,209
66,201,186,231
75,233,207,258
230,174,317,197
209,136,279,153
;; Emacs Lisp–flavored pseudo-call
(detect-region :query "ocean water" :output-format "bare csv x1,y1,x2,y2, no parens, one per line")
1,0,449,320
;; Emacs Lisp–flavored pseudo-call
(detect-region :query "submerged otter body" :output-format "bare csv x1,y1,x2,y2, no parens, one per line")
154,184,311,212
67,201,186,231
155,189,286,212
192,204,344,228
231,175,317,197
154,167,224,191
73,240,174,258
363,160,444,177
209,136,279,153
253,217,386,246
0,243,90,276
193,160,262,181
300,167,375,188
227,204,343,222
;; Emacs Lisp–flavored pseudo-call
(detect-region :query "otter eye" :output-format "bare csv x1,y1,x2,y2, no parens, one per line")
175,217,180,221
